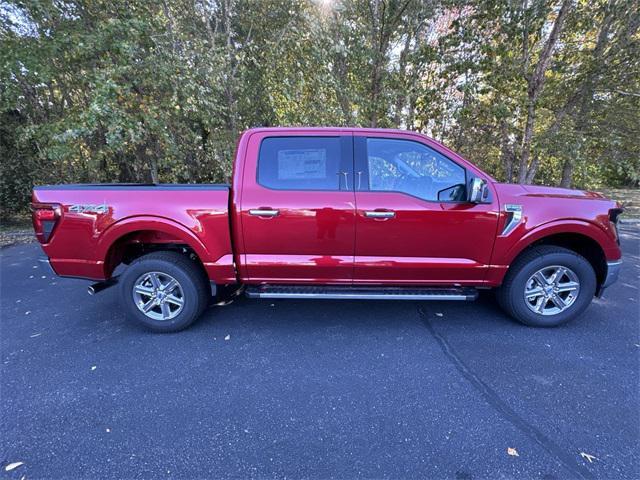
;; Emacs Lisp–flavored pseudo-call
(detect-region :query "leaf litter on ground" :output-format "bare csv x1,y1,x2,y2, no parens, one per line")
5,462,24,472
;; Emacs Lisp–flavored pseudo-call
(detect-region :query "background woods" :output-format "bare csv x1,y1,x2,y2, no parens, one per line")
1,0,639,216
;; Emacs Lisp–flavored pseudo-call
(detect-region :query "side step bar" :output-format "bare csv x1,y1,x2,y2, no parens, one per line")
245,285,478,301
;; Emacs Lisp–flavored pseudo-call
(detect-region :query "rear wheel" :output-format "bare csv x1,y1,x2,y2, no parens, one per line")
119,251,210,332
497,246,596,327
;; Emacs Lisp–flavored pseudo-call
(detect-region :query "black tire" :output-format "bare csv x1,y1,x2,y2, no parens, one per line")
119,251,211,332
496,245,597,327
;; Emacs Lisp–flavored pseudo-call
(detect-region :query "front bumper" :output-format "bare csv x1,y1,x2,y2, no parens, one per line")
597,260,622,296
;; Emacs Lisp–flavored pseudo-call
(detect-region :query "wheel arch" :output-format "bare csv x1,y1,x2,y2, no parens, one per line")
504,221,608,288
98,217,212,278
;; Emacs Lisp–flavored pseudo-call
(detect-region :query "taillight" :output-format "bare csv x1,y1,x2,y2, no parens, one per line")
31,203,62,244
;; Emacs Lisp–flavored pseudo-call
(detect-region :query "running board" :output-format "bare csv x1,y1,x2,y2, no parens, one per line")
245,285,478,301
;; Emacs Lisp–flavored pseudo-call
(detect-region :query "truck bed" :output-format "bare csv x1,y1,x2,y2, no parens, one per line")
32,183,235,282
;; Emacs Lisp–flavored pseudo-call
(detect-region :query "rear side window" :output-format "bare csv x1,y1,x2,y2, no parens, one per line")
257,137,343,190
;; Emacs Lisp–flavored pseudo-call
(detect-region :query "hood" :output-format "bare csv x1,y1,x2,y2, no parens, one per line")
520,184,607,200
491,183,619,234
493,183,608,201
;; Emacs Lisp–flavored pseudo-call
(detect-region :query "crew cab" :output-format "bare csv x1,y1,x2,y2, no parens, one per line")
32,127,623,332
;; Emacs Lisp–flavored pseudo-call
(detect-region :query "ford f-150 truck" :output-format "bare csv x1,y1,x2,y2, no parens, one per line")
32,127,623,332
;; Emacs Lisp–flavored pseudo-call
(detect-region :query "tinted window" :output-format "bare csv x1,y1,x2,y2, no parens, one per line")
366,138,466,201
258,137,343,190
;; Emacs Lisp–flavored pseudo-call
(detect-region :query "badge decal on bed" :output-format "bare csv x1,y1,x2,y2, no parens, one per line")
69,203,109,214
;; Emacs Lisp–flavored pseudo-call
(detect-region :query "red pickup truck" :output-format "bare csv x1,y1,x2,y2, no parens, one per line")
32,127,623,332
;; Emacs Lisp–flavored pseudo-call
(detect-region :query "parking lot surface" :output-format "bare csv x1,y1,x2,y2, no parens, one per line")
1,226,638,479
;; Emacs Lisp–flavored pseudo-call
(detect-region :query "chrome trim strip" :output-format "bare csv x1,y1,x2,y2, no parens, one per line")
601,260,622,289
246,292,474,301
500,204,523,236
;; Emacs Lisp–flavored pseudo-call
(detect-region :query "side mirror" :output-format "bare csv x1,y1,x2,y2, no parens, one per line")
468,177,490,203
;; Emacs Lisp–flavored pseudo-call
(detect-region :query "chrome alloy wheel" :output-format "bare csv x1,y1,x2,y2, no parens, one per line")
132,272,185,321
524,265,580,316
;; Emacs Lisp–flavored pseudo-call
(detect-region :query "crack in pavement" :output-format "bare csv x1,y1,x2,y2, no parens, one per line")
417,306,594,480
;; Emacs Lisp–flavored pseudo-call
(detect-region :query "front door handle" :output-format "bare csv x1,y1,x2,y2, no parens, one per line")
364,210,395,219
249,209,279,218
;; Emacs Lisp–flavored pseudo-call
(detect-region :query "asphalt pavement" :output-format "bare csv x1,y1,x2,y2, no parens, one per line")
1,226,638,479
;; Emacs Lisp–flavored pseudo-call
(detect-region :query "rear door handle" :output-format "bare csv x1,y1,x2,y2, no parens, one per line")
249,209,279,218
364,211,395,219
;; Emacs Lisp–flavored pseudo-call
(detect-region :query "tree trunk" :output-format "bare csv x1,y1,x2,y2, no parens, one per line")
393,32,412,126
517,0,573,184
137,143,158,184
559,1,615,188
500,121,514,182
368,0,382,127
559,159,573,187
518,99,537,183
223,0,238,135
367,0,412,127
117,153,137,183
334,53,352,125
524,152,539,184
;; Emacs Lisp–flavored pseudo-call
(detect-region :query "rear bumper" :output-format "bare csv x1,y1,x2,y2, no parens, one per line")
597,260,622,297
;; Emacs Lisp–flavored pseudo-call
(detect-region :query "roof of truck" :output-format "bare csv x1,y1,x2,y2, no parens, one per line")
242,126,428,136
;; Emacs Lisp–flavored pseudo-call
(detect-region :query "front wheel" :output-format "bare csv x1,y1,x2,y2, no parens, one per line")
497,246,597,327
119,251,210,332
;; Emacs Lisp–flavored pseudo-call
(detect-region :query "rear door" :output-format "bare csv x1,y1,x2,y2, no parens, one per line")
353,134,500,285
239,132,356,283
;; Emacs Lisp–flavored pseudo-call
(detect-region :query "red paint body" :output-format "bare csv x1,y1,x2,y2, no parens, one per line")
32,127,622,289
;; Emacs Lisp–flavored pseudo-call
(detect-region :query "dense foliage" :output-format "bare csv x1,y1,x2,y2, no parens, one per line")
1,0,638,216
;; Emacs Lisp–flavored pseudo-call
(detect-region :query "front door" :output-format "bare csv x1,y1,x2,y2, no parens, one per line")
353,134,500,285
240,132,356,283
